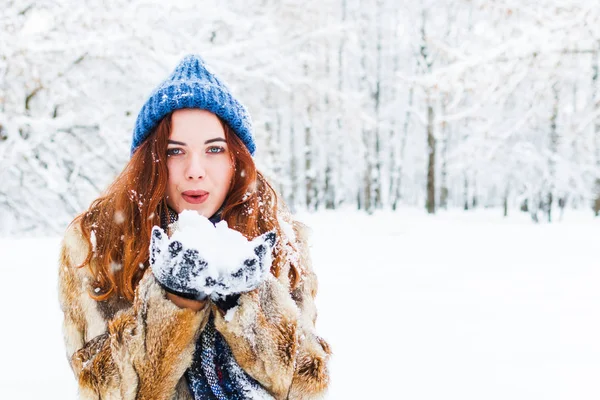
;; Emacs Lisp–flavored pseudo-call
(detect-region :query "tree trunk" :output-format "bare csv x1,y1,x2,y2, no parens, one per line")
372,0,383,209
463,173,469,211
503,186,509,217
439,98,449,210
426,102,436,214
593,44,600,216
421,9,436,215
289,92,296,212
547,81,559,223
391,85,413,210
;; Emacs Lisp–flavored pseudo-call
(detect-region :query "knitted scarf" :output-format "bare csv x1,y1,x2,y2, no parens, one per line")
160,206,274,400
186,315,274,400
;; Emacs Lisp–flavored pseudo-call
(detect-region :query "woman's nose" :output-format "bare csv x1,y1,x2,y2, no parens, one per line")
185,154,206,180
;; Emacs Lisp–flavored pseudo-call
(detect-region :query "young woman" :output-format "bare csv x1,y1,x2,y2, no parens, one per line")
58,55,330,399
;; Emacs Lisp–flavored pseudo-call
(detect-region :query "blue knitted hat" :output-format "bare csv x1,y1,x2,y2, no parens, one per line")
131,55,255,156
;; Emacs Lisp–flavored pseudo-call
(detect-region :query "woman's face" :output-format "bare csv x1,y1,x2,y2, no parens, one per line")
165,109,234,217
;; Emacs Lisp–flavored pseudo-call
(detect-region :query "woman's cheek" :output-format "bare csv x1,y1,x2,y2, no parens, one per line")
168,159,184,180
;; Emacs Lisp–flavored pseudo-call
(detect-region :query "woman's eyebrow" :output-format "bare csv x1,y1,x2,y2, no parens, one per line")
167,138,226,146
205,138,226,144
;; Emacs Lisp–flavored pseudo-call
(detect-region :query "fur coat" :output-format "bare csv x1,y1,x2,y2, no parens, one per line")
58,219,330,399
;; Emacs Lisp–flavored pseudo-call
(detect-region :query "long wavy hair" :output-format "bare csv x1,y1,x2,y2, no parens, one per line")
71,112,299,302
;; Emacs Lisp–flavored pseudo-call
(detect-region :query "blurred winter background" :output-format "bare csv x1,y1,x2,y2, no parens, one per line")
1,0,599,399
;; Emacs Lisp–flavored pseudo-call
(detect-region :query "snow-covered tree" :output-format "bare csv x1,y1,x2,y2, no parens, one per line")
2,0,599,235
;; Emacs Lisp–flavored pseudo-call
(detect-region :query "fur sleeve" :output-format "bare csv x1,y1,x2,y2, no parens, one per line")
212,220,331,400
58,222,209,400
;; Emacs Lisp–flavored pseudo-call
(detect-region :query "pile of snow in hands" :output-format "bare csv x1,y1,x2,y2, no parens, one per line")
150,210,275,297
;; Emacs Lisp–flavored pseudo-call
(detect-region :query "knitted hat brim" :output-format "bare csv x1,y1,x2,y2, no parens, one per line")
131,80,255,156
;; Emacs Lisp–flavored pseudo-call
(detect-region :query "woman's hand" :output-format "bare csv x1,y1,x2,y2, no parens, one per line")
166,292,207,311
150,226,209,302
149,223,277,304
209,231,277,300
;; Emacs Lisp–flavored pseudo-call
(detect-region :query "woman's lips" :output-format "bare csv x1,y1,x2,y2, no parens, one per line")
182,191,209,204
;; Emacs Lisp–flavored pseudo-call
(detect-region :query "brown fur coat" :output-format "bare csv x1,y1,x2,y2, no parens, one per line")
58,219,330,399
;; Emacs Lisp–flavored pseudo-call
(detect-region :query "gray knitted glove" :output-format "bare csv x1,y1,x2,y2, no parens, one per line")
150,226,209,301
208,230,277,301
150,225,277,301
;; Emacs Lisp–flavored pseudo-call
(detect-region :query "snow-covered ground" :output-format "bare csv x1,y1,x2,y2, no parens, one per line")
1,209,598,399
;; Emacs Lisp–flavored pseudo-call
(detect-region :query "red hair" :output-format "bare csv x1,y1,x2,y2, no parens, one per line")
72,112,299,302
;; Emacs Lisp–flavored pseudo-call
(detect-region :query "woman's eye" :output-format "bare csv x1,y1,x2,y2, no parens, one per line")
167,148,183,156
207,146,225,154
